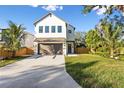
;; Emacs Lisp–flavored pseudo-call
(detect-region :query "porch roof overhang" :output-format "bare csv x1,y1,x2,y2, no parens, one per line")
34,38,66,43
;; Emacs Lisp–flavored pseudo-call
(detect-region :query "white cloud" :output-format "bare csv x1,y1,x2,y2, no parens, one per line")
30,5,39,7
122,12,124,16
59,6,63,10
92,6,99,11
41,5,63,11
96,8,106,15
92,6,107,15
96,7,106,15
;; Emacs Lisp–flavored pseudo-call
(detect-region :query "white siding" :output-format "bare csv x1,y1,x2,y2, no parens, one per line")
21,33,35,48
35,14,67,38
63,41,66,55
66,24,75,41
24,34,35,48
34,42,38,54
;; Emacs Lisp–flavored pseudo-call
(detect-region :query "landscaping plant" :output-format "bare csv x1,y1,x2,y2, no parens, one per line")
2,21,26,58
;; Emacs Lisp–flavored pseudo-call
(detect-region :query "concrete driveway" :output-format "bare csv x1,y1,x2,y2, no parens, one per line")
0,55,80,88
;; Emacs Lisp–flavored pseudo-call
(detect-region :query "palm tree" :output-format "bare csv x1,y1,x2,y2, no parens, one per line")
2,21,26,57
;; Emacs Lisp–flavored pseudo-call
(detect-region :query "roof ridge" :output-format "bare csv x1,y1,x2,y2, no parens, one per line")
33,12,75,29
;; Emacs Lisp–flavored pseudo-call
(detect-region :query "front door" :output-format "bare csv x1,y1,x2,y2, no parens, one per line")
68,44,72,54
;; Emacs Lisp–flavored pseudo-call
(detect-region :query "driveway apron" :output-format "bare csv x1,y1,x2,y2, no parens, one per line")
0,55,80,88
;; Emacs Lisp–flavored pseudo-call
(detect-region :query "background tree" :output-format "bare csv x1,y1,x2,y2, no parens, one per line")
85,29,101,54
83,5,124,15
97,19,123,58
75,31,86,47
83,5,124,58
83,5,124,24
2,21,26,57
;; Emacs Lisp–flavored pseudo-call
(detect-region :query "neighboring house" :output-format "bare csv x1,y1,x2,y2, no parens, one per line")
21,31,35,48
0,29,6,46
34,12,75,55
75,31,86,48
0,29,35,48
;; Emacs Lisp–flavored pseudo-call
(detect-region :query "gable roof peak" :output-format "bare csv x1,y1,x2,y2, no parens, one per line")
34,12,54,25
34,12,75,29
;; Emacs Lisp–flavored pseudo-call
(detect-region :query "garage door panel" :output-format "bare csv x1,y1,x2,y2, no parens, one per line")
54,44,62,54
40,44,62,55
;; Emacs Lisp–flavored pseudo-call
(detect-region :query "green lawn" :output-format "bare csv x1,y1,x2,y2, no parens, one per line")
0,56,28,67
65,54,124,88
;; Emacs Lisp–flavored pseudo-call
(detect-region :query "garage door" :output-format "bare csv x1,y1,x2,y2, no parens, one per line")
40,44,63,55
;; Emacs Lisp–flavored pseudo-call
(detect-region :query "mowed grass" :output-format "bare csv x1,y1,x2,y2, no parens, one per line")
0,56,28,67
65,54,124,88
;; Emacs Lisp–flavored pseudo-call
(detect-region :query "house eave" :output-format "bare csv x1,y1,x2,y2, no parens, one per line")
33,12,75,29
34,38,66,43
34,12,52,26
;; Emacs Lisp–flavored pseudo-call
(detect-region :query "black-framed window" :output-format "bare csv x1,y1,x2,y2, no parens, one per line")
58,26,62,33
45,26,49,33
39,26,43,33
68,30,72,33
51,26,56,33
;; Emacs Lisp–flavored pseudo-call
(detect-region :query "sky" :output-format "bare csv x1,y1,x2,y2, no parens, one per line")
0,5,104,34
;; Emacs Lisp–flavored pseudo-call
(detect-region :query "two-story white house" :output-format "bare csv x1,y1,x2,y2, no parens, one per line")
34,12,75,55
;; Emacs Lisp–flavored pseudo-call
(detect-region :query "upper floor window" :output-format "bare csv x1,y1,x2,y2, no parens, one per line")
51,26,56,33
58,26,62,33
45,26,49,33
39,26,43,33
68,30,72,33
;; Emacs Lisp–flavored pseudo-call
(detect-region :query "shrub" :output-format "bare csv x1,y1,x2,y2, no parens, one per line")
95,52,109,58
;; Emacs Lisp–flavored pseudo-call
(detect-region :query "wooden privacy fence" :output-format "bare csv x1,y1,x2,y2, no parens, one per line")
16,47,34,56
0,47,34,57
75,48,90,54
0,50,13,58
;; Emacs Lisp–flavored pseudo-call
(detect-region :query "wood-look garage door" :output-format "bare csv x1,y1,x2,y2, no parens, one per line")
40,44,63,55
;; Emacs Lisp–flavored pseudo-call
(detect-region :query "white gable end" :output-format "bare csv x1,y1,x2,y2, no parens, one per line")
35,13,67,38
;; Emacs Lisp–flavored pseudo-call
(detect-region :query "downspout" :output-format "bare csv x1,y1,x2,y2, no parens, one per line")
65,23,68,55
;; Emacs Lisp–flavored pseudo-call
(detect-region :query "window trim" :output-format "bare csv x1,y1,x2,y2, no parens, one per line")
51,26,56,33
45,26,49,33
39,26,43,33
58,26,62,33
